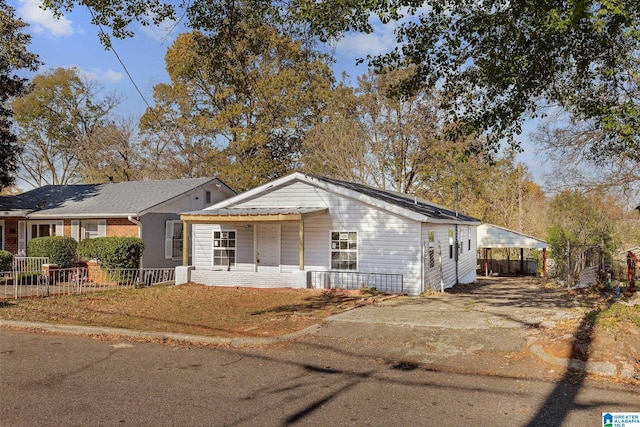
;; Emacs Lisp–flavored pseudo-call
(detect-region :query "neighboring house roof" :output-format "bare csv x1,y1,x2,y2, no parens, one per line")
477,224,548,249
0,178,234,219
186,172,479,225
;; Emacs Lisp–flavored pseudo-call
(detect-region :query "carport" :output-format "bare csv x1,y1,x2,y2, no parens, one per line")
477,224,548,277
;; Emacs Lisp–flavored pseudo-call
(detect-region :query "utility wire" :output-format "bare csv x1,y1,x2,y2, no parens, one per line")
85,5,152,110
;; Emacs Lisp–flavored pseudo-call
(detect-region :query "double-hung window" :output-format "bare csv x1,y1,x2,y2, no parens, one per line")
448,228,454,259
83,221,100,240
165,220,183,260
331,231,357,271
213,231,236,267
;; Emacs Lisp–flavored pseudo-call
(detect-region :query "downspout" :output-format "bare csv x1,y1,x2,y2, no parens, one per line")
127,216,143,268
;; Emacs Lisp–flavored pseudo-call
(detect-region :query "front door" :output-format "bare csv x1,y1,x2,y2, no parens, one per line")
256,224,281,272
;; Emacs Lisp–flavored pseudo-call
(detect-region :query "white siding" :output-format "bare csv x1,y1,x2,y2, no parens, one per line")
233,181,329,208
191,179,478,295
193,222,255,272
458,225,478,284
236,183,423,295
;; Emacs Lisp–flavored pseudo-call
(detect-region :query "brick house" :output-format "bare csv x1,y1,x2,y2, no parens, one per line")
0,178,235,268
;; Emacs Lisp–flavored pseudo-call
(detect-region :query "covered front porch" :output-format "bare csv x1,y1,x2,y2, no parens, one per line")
177,207,327,288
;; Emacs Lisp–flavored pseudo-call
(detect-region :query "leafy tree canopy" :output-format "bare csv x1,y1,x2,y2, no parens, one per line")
12,67,120,186
139,26,334,191
0,2,41,190
42,0,640,160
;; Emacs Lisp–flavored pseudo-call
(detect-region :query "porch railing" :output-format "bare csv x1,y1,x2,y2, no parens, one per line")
309,271,404,294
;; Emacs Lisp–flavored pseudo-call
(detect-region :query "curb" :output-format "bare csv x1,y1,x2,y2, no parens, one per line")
529,342,622,378
0,320,322,348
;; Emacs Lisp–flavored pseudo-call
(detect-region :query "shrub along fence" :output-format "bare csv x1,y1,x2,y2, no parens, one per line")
0,258,174,300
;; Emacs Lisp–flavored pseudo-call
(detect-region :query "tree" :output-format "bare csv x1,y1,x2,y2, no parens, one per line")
140,27,334,191
77,117,143,183
304,67,448,194
0,3,40,190
546,189,622,279
43,0,640,162
12,67,120,186
534,116,640,194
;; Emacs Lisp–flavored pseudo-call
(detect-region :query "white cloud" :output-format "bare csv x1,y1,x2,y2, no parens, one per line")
138,18,178,43
77,67,124,84
18,0,73,38
336,29,397,59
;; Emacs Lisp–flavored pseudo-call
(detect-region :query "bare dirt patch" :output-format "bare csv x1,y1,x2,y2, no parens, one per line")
0,284,390,338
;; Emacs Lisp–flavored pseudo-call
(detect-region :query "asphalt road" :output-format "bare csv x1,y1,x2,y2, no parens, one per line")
1,329,638,427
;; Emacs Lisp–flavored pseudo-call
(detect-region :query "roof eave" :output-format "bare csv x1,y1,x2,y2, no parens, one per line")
27,213,139,219
0,210,31,217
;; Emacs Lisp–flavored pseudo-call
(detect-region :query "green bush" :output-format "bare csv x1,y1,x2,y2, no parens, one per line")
27,236,78,268
77,237,144,269
0,250,12,272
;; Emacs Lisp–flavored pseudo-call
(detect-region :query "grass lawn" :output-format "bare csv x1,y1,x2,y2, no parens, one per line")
0,284,386,338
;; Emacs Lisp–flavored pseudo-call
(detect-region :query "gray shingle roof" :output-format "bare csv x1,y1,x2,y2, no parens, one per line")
1,178,221,217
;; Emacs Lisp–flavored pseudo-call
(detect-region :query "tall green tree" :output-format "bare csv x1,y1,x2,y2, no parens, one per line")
42,0,640,162
140,27,334,191
12,67,120,186
0,2,40,190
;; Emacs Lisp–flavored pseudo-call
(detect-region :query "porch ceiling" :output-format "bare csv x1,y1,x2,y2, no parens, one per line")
181,207,328,223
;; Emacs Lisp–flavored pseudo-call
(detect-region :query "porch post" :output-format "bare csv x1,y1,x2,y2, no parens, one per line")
299,218,304,270
182,221,189,266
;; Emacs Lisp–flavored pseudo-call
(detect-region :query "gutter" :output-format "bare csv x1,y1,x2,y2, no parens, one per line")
127,216,143,269
127,215,142,238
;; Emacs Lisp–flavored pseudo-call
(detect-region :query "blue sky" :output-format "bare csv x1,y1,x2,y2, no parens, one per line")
10,0,548,184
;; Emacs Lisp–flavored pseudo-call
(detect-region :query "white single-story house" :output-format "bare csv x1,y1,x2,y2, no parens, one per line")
176,173,480,295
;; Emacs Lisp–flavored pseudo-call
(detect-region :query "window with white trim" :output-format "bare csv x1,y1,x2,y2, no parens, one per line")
165,220,183,260
213,230,236,267
448,228,454,259
428,230,435,269
468,226,472,251
30,222,56,238
82,221,100,240
331,231,357,271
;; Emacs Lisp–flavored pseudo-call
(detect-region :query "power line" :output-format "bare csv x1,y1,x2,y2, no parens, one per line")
85,5,152,110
